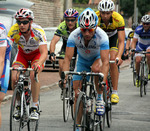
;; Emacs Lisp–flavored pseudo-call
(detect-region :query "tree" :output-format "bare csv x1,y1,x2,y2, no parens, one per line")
120,0,150,18
73,0,89,4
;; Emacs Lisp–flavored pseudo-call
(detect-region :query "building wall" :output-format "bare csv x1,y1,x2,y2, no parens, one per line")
29,0,64,28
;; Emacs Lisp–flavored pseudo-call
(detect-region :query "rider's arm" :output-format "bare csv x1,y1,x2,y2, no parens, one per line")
62,46,74,72
0,47,6,77
100,49,109,82
50,35,61,54
125,39,131,56
131,38,138,49
117,30,125,63
38,44,48,66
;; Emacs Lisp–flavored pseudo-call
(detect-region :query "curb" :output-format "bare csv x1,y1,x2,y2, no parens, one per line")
3,82,58,102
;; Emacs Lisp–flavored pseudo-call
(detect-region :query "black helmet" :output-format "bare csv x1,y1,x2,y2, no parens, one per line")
132,23,138,30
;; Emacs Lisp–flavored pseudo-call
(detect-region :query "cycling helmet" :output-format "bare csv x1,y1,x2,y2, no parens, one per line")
98,0,115,12
132,23,138,30
141,15,150,23
15,8,34,20
78,8,98,29
64,8,79,18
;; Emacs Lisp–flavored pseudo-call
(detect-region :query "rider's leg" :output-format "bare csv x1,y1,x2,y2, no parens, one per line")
58,59,64,78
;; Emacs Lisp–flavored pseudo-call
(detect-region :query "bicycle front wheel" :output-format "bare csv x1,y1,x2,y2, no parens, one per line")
74,92,86,131
140,64,144,97
10,87,21,131
63,88,70,122
133,62,136,86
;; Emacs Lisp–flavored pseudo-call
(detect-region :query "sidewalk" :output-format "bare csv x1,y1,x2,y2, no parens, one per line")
3,59,130,102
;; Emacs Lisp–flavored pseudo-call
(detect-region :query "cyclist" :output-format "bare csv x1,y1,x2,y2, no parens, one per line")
49,8,79,98
124,23,139,60
8,8,48,120
96,0,125,104
62,8,109,130
131,14,150,87
0,23,11,128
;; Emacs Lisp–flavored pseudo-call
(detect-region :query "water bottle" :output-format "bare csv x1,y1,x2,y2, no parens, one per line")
25,88,31,105
86,98,91,113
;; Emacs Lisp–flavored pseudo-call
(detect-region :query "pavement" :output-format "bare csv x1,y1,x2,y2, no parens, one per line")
3,59,130,102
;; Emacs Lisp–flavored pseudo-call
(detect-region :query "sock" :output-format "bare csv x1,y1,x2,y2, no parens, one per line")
96,94,103,100
112,90,118,95
32,101,39,109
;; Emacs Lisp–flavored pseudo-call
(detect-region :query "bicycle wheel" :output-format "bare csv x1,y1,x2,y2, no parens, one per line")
70,85,74,120
74,92,86,131
106,86,112,127
132,60,136,86
144,63,148,95
93,113,105,131
10,87,21,131
140,63,144,97
63,87,70,122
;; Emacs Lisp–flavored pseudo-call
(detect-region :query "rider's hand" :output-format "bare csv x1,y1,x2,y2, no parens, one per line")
116,57,123,66
49,52,56,62
32,63,41,72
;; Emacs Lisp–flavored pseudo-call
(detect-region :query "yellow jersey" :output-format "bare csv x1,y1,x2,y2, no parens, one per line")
8,23,47,54
95,11,125,37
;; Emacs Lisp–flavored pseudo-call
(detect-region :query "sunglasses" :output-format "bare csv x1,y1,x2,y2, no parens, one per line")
17,20,30,25
65,19,76,22
143,23,150,25
80,28,95,32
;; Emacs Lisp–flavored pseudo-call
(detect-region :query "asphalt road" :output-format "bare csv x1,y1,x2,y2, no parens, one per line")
1,66,150,131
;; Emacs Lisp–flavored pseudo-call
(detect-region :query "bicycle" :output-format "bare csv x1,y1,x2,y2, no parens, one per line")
131,53,137,86
64,71,105,131
131,49,150,97
10,66,40,131
50,54,76,122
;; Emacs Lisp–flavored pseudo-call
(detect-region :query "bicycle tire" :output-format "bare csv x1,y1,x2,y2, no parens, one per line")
144,63,148,95
74,92,86,131
70,84,74,120
140,63,144,97
10,87,21,131
106,86,112,127
63,88,70,122
133,61,136,86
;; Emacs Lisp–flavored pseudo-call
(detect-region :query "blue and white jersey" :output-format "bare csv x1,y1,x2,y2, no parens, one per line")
67,27,109,62
0,23,11,93
134,25,150,45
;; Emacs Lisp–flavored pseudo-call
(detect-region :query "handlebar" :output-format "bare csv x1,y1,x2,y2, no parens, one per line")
131,49,150,54
10,67,39,83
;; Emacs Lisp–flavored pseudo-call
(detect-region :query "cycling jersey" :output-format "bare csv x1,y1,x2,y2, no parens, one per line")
8,23,47,67
0,23,11,93
8,23,47,54
134,25,150,46
54,20,78,54
67,27,109,81
134,25,150,51
95,11,125,37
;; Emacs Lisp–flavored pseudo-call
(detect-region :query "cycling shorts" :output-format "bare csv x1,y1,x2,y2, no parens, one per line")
12,49,43,68
109,33,118,52
0,59,10,94
73,55,100,81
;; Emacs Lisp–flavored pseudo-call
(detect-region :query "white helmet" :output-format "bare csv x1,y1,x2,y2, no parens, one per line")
98,0,115,12
78,8,98,29
141,15,150,23
15,8,34,20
